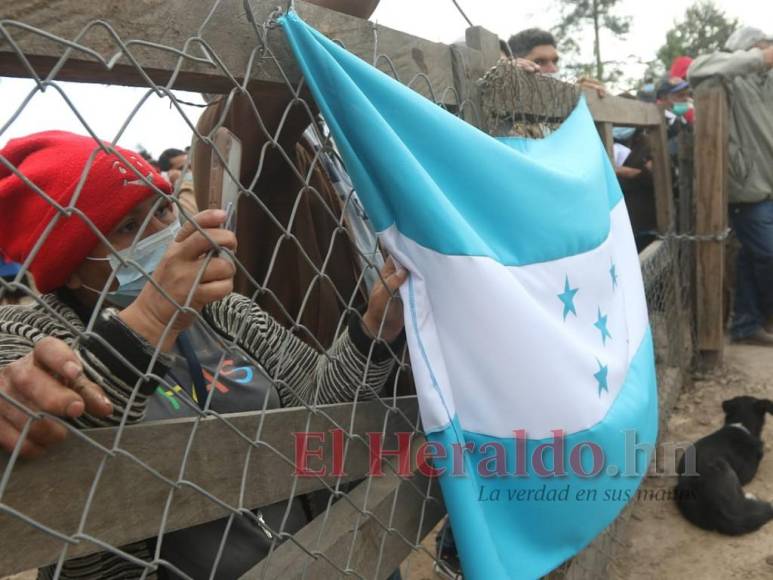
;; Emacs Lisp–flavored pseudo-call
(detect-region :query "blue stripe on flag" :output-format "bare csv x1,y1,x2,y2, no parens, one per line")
280,12,622,266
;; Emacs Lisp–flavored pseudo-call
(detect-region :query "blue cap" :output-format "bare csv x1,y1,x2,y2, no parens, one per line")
0,256,21,278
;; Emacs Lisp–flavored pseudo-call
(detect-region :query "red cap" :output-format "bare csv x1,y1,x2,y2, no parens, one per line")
670,56,693,81
0,131,172,293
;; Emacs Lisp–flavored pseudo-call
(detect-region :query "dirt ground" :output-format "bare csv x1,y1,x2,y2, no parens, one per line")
614,343,773,580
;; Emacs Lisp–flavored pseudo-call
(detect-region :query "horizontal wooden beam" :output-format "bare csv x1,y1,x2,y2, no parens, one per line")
0,0,457,103
0,396,420,574
245,447,445,579
584,90,663,126
1,0,663,132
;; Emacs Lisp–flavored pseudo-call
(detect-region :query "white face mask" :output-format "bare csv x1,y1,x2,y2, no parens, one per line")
85,220,180,306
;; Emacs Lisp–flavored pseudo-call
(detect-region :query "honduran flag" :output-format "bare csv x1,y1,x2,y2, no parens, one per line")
281,12,658,579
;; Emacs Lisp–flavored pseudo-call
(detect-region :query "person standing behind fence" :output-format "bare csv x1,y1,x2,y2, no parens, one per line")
158,146,198,219
0,131,406,578
507,28,607,95
689,27,773,345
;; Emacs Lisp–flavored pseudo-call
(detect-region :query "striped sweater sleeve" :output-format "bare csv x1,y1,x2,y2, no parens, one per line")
204,293,399,407
0,297,158,428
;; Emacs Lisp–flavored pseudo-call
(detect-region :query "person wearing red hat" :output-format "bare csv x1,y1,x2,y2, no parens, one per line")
670,56,693,81
0,130,406,578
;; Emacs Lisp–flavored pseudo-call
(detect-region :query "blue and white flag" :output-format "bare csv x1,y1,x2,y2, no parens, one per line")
282,13,658,579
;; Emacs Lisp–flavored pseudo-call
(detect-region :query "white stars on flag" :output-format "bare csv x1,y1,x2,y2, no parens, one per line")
557,257,621,398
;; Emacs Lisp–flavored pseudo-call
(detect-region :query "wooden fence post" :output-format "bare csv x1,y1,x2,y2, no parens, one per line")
693,82,729,365
596,122,614,162
447,26,499,129
648,117,675,235
464,26,501,71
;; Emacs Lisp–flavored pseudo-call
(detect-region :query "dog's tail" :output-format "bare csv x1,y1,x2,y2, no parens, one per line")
676,457,773,535
707,458,773,535
715,496,773,536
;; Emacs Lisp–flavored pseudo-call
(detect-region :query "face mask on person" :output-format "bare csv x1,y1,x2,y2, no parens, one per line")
84,220,181,306
642,83,655,93
613,126,636,141
672,101,692,117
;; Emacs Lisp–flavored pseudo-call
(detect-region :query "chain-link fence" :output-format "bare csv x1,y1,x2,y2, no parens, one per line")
0,2,698,579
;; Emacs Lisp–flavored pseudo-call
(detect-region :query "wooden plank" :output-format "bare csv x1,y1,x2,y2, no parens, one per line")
584,90,662,126
677,128,696,360
450,42,482,125
693,82,728,358
597,122,614,162
648,119,675,234
0,0,455,102
0,397,420,574
447,26,499,128
677,128,695,235
245,445,445,579
464,26,500,71
645,119,686,368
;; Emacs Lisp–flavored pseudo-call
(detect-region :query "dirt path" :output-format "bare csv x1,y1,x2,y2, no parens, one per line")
615,344,773,580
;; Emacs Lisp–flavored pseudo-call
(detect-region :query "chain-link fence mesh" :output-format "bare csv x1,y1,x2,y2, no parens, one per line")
0,3,698,579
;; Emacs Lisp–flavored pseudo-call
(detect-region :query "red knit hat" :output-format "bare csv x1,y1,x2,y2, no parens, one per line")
669,56,693,81
0,131,172,293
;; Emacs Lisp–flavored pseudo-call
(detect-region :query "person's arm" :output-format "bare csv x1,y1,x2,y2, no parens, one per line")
615,166,642,180
687,48,769,86
175,170,199,222
577,77,606,97
203,255,407,407
0,302,173,457
204,293,400,406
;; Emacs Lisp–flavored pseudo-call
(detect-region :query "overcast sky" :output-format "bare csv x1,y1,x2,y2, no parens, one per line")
372,0,771,61
0,0,770,157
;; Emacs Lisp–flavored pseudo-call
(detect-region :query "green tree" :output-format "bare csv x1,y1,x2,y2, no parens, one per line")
657,1,738,71
553,0,631,82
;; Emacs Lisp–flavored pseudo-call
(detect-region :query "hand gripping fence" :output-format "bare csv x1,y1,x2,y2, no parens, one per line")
0,1,700,578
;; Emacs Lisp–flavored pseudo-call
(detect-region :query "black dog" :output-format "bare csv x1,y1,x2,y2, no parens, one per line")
675,396,773,535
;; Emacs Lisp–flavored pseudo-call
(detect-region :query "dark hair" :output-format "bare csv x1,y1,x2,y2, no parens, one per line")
507,28,556,58
157,148,186,171
137,149,160,171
